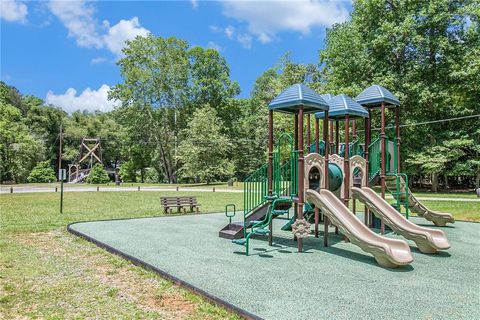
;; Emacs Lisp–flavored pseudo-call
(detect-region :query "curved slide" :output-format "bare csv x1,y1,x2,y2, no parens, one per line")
385,176,454,226
306,189,413,268
352,187,450,254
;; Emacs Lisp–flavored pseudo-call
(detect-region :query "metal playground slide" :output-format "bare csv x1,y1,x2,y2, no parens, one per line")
305,189,413,268
351,187,450,254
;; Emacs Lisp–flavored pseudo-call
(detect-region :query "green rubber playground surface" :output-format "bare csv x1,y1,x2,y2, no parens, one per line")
69,213,480,320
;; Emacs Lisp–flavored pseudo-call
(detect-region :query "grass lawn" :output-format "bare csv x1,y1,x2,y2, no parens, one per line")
0,190,477,319
350,200,480,222
0,191,242,319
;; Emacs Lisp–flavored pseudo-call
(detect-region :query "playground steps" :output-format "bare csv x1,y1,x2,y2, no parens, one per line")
232,197,293,255
218,222,244,240
218,202,270,240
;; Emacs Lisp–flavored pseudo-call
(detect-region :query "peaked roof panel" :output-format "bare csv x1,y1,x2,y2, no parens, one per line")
355,85,400,107
268,84,329,114
315,94,369,119
320,93,333,102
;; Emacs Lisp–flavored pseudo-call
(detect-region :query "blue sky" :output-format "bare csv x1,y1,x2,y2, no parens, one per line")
1,0,352,113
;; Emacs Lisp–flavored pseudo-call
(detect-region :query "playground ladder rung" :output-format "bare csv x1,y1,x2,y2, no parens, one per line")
254,228,269,235
232,239,247,246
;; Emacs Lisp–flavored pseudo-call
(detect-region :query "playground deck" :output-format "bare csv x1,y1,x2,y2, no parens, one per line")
69,213,479,320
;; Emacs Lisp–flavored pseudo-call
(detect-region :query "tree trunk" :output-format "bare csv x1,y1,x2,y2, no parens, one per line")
431,173,439,192
475,173,480,189
443,175,448,190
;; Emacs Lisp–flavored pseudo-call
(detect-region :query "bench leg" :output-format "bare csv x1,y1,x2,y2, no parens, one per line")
183,207,186,214
196,206,199,213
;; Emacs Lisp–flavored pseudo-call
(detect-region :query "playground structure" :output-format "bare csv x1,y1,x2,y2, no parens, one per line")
220,84,454,268
67,137,115,183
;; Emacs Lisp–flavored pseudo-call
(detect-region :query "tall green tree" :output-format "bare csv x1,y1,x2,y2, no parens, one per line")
176,106,234,183
320,0,479,190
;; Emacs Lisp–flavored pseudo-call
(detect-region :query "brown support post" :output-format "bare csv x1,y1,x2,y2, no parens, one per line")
307,114,311,149
352,120,357,141
344,115,350,207
334,119,339,234
329,120,334,151
294,112,299,241
323,111,330,246
395,106,401,173
364,114,370,226
298,106,305,253
352,119,356,212
268,110,274,195
335,120,340,154
380,102,386,234
268,110,274,245
314,117,320,237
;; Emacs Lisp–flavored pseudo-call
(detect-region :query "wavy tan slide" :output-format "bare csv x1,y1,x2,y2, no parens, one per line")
385,175,454,226
306,189,413,268
352,187,450,254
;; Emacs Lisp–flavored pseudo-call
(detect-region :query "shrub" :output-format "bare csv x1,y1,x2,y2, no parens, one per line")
119,160,136,182
85,163,110,184
27,161,56,183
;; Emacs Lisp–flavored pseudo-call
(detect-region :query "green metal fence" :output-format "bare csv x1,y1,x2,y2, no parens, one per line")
243,163,268,219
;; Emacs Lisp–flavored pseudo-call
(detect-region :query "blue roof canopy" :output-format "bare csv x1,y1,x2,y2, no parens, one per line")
315,94,369,120
268,84,329,114
320,93,333,102
355,85,400,107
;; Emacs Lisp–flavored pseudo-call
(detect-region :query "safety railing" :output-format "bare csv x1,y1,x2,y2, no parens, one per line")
243,163,268,219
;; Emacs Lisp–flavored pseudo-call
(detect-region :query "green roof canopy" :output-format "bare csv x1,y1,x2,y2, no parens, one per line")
268,84,329,114
315,94,369,120
355,85,400,108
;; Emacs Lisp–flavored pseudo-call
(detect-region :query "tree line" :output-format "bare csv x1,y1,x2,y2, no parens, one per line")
1,0,478,190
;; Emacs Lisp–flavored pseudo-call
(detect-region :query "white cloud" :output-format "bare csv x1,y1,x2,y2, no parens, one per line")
48,0,103,48
46,84,119,113
190,0,198,9
90,57,108,65
103,17,150,57
210,25,221,33
207,41,222,52
221,0,349,42
224,25,235,39
47,1,150,57
237,32,252,49
0,0,28,23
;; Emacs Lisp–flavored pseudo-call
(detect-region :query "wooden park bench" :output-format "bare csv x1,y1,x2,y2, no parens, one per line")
160,196,201,214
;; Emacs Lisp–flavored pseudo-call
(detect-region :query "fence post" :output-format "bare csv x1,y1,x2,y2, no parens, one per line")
138,186,140,191
213,187,215,192
97,186,99,192
55,187,58,192
10,187,13,193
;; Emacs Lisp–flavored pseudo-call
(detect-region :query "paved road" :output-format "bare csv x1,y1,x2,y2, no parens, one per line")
1,185,479,201
0,186,243,194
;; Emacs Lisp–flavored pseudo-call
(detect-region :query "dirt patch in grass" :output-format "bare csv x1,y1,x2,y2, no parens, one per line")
1,230,238,320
